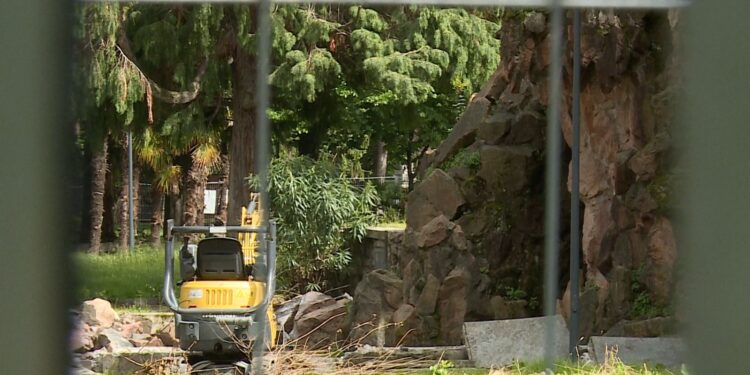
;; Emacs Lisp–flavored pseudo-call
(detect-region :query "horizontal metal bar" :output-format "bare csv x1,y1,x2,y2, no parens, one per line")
88,0,690,9
171,225,267,235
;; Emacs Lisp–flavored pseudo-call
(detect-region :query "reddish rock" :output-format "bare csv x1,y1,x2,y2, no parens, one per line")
291,298,349,348
450,226,469,251
477,111,513,145
646,217,677,306
406,170,465,230
416,274,441,316
294,292,336,322
582,197,616,270
155,323,179,347
119,321,143,339
438,269,469,345
392,304,416,325
71,323,96,353
81,299,119,329
478,145,534,193
417,215,452,248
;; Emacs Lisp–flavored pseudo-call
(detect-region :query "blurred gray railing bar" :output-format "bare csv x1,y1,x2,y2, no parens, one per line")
543,0,564,371
252,0,273,373
89,0,690,9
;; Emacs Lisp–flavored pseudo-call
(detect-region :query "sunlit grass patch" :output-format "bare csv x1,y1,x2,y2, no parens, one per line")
74,245,173,304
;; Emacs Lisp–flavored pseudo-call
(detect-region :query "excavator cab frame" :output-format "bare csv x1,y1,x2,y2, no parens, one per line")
161,201,277,361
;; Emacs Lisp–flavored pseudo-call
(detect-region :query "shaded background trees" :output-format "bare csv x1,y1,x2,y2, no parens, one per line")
70,4,502,290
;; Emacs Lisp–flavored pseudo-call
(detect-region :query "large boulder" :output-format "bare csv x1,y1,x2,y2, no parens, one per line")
154,322,179,347
406,170,465,230
437,269,469,345
477,145,535,193
646,217,677,306
290,294,350,349
97,328,134,351
349,270,404,346
81,299,118,329
71,323,96,353
415,274,441,316
417,215,453,248
294,292,335,322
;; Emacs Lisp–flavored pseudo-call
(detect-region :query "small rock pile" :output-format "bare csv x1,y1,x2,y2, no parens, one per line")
70,298,182,374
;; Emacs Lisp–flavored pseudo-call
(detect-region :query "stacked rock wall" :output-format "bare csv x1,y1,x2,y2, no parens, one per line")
349,10,680,345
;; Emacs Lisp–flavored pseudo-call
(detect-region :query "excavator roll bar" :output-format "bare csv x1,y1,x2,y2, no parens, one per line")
161,219,277,316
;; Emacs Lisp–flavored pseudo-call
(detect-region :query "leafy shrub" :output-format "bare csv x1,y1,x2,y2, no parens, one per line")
375,180,406,222
442,149,481,172
429,360,454,375
256,154,379,292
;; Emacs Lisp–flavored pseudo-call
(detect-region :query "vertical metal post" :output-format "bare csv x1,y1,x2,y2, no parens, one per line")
569,8,582,361
544,1,564,372
128,130,135,251
252,0,272,373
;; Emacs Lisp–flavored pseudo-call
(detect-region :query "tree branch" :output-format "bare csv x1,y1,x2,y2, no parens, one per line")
116,29,208,105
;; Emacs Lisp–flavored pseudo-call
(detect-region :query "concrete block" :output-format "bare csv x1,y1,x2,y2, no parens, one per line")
463,316,569,368
589,336,686,369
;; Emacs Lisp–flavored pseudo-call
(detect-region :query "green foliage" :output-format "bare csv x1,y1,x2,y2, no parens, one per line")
648,174,675,213
74,3,147,132
630,266,667,319
256,153,380,291
429,360,455,375
376,181,406,221
442,149,481,172
504,286,527,301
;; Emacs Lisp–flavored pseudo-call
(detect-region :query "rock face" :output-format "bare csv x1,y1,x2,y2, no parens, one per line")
396,10,679,343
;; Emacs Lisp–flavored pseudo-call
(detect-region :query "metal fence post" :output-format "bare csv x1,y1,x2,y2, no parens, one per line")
569,8,582,360
128,130,135,250
544,1,564,371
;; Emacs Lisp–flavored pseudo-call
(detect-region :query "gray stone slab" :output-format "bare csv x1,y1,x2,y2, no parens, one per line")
589,336,686,369
463,316,569,368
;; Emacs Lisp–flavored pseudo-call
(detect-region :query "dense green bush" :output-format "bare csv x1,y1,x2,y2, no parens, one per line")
256,154,380,292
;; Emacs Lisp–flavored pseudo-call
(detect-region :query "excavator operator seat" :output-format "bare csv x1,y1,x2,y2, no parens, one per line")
196,237,245,280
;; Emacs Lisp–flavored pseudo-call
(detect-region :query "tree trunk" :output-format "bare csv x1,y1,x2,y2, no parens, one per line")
150,186,164,246
371,133,388,183
117,138,129,250
182,158,210,226
88,136,108,254
215,155,230,225
228,42,256,226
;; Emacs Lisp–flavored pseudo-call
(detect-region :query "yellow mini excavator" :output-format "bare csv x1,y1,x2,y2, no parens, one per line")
162,194,278,371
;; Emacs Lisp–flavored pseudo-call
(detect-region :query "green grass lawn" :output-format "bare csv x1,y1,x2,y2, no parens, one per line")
374,221,407,229
74,245,173,304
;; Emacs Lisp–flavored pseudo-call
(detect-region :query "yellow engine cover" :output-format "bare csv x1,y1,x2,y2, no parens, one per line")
179,280,278,347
